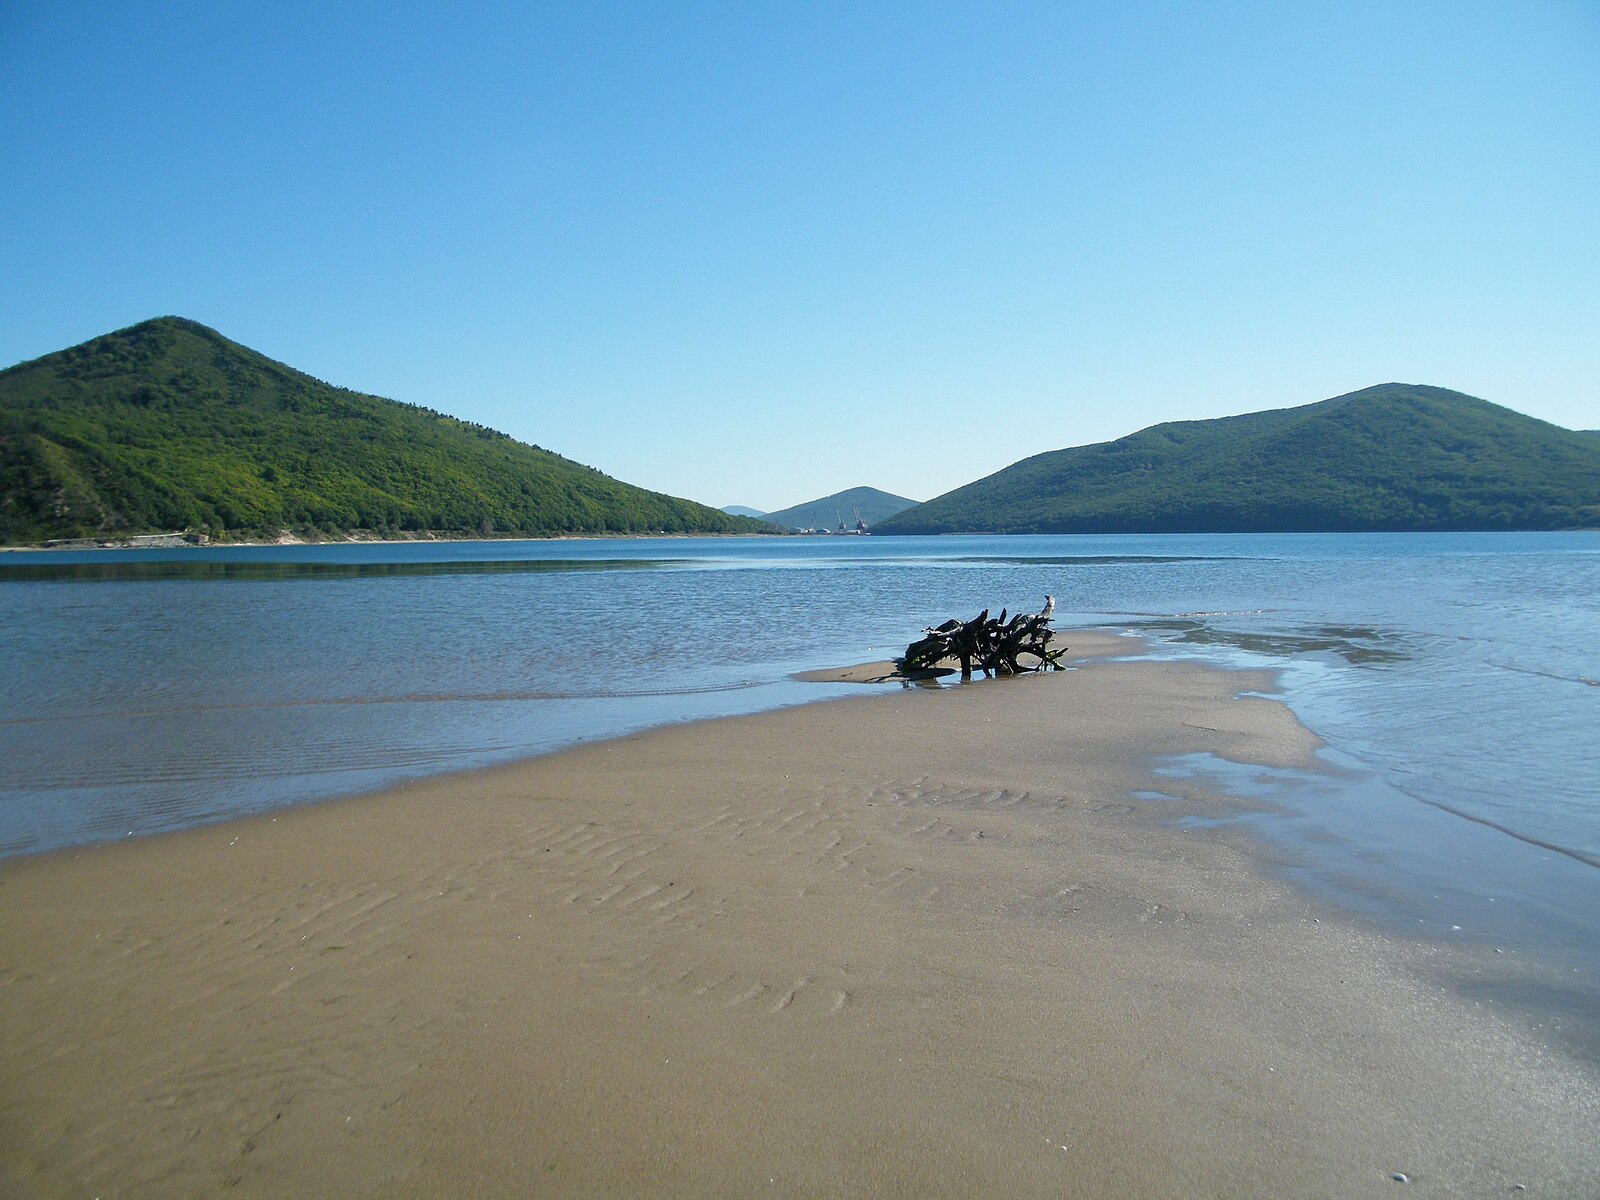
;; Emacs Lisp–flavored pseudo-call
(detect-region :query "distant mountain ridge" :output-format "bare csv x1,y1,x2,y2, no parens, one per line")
0,317,769,543
878,384,1600,534
764,486,920,531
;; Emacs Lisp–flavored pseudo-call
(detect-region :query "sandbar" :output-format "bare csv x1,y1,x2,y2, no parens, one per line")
2,631,1596,1197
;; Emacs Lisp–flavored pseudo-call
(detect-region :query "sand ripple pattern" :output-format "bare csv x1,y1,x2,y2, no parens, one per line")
7,730,1592,1200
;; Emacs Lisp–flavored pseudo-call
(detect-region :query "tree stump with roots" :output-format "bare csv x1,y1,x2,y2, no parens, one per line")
899,599,1064,679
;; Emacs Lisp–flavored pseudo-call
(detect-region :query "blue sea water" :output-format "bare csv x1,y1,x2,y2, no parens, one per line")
3,532,1597,996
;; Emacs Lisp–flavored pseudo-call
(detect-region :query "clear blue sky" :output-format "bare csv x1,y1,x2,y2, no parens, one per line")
3,2,1596,511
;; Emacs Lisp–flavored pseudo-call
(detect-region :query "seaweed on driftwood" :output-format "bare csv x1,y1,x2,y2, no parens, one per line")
899,597,1064,679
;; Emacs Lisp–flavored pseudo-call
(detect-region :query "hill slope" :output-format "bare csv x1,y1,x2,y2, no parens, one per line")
0,318,767,542
878,384,1600,534
765,486,920,531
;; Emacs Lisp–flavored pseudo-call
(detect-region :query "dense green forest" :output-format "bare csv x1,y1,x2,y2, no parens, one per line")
763,486,920,531
0,317,772,543
878,384,1600,534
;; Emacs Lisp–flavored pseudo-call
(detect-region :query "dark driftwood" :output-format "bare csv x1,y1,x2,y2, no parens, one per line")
899,603,1064,679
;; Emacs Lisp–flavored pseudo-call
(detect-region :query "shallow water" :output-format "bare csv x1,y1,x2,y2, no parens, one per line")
3,532,1597,984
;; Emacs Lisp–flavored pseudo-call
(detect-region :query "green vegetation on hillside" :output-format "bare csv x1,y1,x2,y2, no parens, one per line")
765,486,920,531
0,318,771,543
879,385,1600,534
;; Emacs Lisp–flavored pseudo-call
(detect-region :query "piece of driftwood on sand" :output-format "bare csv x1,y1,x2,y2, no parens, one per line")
900,597,1064,679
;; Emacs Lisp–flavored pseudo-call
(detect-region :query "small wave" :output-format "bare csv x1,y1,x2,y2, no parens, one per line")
1489,662,1600,688
1386,785,1600,870
950,555,1249,566
3,741,498,789
0,558,686,584
1101,609,1277,618
0,679,769,727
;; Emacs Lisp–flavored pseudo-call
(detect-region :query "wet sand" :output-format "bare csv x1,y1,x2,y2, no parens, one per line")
2,632,1596,1197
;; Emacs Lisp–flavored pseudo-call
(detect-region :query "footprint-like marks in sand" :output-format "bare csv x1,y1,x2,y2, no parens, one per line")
634,957,855,1018
871,776,1041,817
516,819,715,930
1005,880,1197,928
488,780,1075,1020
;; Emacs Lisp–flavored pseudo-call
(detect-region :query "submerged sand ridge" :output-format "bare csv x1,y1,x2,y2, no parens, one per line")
2,632,1596,1197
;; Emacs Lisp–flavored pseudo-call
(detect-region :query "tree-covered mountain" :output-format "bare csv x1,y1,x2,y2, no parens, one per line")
764,486,921,531
877,384,1600,535
0,317,771,543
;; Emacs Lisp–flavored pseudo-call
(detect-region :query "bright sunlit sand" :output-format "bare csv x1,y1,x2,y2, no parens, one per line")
3,631,1596,1198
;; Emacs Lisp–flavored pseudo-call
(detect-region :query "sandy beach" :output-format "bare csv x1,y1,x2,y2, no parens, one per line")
2,631,1596,1198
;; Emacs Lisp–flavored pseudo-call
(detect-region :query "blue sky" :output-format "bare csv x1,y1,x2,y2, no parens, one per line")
3,2,1596,511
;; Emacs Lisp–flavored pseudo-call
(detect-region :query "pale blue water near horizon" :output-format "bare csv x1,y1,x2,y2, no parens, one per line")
4,531,1598,1035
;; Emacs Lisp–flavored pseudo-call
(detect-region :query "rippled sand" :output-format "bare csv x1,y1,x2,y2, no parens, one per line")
2,631,1596,1197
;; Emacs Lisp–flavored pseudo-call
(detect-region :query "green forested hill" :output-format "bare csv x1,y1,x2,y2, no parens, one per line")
764,486,920,531
0,317,769,542
878,384,1600,534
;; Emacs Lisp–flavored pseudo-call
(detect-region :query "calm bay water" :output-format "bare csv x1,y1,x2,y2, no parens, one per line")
4,532,1598,993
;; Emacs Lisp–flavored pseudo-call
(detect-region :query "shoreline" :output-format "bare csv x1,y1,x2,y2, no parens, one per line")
3,635,1597,1196
0,529,797,553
